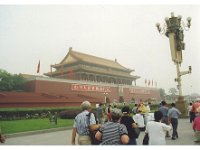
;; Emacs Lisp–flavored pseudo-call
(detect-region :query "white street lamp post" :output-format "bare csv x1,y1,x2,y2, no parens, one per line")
156,12,192,96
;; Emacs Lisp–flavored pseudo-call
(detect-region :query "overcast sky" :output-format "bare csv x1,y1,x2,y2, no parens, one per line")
0,5,200,95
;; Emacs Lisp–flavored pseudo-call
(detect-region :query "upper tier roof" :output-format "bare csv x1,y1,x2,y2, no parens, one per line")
52,48,133,72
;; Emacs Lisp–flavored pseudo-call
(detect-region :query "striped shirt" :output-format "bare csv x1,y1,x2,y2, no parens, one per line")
99,122,128,145
73,110,96,136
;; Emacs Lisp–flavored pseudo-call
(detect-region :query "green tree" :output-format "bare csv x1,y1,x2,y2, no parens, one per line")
0,69,26,91
12,74,26,90
168,87,178,95
168,87,178,100
159,88,166,100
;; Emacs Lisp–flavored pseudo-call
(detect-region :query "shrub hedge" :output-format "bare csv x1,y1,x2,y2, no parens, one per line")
0,103,160,121
59,110,81,119
0,107,81,121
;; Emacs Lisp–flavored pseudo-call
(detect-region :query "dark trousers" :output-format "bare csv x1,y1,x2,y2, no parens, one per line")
189,112,193,123
191,112,196,123
171,118,178,138
128,137,137,145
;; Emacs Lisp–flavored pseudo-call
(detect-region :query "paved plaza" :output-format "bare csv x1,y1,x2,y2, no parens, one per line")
1,118,199,145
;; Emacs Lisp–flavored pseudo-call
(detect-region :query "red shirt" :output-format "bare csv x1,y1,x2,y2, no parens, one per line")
191,102,200,113
193,116,200,131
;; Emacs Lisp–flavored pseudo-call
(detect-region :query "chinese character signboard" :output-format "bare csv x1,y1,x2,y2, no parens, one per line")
129,88,150,95
71,84,111,93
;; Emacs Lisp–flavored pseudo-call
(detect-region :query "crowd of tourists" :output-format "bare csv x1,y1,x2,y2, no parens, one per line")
71,98,200,145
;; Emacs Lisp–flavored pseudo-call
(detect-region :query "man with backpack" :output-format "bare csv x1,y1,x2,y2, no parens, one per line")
71,101,100,145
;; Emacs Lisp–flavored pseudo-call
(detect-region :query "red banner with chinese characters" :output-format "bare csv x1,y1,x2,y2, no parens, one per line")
129,88,150,95
71,84,111,93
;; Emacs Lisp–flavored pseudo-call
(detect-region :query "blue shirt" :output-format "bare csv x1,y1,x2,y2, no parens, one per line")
73,110,96,135
168,107,181,119
159,106,169,117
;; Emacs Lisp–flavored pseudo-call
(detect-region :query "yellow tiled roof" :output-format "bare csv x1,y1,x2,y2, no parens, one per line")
53,49,133,72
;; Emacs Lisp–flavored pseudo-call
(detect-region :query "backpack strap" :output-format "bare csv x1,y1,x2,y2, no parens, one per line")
87,112,92,127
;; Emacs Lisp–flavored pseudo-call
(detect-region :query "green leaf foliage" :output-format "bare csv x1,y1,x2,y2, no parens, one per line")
0,69,26,91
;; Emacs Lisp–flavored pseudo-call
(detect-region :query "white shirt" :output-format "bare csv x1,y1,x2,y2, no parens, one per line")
146,105,151,113
132,114,145,128
188,105,192,112
146,121,171,145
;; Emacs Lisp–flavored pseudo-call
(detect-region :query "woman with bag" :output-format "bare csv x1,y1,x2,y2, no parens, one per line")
120,106,139,145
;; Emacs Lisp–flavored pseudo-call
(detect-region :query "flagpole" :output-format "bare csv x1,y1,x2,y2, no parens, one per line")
37,60,40,76
50,64,52,78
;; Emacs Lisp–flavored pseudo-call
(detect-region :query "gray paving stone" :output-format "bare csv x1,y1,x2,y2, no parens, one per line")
1,118,199,145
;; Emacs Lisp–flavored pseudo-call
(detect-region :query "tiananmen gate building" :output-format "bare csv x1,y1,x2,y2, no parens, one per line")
0,48,161,108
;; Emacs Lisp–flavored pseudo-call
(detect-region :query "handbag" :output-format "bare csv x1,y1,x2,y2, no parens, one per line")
142,133,149,145
87,113,101,145
132,127,140,139
89,129,100,145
